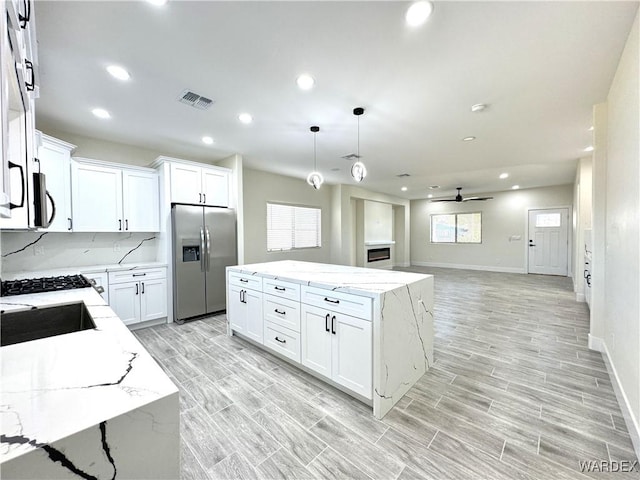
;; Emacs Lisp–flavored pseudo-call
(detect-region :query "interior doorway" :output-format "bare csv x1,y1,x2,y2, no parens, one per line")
527,208,569,275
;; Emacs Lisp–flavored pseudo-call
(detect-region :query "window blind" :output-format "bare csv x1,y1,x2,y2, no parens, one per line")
267,203,321,251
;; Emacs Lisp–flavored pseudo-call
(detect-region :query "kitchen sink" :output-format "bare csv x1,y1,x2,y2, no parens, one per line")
1,302,96,347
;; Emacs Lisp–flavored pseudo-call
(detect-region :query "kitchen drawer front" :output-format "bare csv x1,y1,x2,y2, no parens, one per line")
262,278,301,302
263,294,301,332
228,271,263,291
108,268,166,285
263,322,300,363
301,286,372,321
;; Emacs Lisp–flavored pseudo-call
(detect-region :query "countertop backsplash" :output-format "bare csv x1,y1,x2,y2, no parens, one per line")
1,232,158,274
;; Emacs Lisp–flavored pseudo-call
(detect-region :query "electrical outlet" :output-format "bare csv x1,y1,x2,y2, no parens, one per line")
34,245,45,256
113,242,121,252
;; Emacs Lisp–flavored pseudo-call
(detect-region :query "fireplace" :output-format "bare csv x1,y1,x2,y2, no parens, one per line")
367,247,391,263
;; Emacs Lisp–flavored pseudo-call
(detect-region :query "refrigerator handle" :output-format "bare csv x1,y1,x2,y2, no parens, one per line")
199,227,206,272
205,227,211,271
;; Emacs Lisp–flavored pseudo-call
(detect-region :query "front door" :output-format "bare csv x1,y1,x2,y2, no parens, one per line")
527,208,569,275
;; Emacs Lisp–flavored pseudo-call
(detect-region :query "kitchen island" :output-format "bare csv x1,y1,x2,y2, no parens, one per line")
226,260,434,418
0,288,179,479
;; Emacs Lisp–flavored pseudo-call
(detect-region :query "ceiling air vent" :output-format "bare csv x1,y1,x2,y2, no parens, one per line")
341,153,361,160
178,89,214,110
396,173,411,178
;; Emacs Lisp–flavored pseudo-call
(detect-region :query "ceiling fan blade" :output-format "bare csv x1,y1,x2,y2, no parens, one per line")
430,199,457,202
463,196,493,201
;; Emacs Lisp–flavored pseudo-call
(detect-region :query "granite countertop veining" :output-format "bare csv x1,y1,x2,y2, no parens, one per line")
0,287,177,464
2,261,168,280
228,260,430,298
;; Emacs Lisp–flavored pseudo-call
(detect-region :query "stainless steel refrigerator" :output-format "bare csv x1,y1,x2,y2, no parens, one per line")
172,204,237,323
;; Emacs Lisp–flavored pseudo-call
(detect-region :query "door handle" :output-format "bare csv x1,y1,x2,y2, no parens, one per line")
203,193,206,203
125,219,129,231
205,227,211,271
325,314,330,332
135,284,139,295
586,274,591,286
200,227,206,272
199,193,202,203
68,217,73,231
19,0,31,28
119,219,122,231
7,162,25,209
24,60,35,92
331,315,336,335
141,282,145,294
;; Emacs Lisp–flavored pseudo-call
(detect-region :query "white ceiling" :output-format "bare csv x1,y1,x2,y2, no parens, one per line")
34,1,638,200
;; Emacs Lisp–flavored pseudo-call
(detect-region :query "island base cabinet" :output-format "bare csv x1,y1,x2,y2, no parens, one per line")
228,285,263,344
263,322,300,362
301,304,372,399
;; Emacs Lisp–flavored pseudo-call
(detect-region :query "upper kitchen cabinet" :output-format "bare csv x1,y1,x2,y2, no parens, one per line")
36,132,75,232
0,0,39,227
71,158,160,232
156,157,230,207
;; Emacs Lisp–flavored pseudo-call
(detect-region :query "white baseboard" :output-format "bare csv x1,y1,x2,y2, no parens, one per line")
601,341,640,462
394,262,410,268
575,292,585,303
588,334,604,352
410,261,526,274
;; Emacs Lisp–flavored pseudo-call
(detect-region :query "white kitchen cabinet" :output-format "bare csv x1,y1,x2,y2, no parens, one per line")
81,270,109,304
36,132,75,231
301,303,372,398
228,284,263,344
71,159,159,232
169,161,229,207
108,268,167,327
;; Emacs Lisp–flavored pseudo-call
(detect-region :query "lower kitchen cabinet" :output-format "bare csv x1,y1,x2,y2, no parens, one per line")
108,268,167,327
301,304,372,398
228,284,263,343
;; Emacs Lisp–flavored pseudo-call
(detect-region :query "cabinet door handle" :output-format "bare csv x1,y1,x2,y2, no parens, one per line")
135,284,139,295
24,60,35,91
240,289,245,303
275,336,286,344
199,193,202,203
325,314,330,332
331,315,336,335
118,219,122,231
274,286,286,291
19,0,31,28
203,193,206,203
141,282,145,294
586,274,591,287
584,269,589,279
274,309,286,315
324,297,340,304
7,162,25,209
125,219,129,231
68,217,73,231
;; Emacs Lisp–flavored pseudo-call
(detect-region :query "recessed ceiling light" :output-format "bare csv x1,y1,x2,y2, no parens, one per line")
296,74,315,90
471,104,487,113
405,1,434,27
588,126,594,131
512,185,520,190
429,185,440,189
427,194,433,199
462,136,476,142
499,173,509,179
92,108,110,119
238,113,253,124
106,65,130,81
202,136,214,145
401,186,408,192
584,146,594,152
146,0,168,6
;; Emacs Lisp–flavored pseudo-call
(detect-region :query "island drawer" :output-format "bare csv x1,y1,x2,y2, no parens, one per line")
228,271,263,291
108,268,166,285
262,278,301,301
263,294,301,332
301,286,372,321
263,322,300,363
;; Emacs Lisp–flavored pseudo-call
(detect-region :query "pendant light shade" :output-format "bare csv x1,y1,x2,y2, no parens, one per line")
307,126,323,190
351,107,367,182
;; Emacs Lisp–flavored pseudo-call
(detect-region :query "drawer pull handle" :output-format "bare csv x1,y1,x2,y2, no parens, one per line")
325,314,330,332
275,336,286,344
274,309,286,315
324,297,340,304
239,278,249,283
133,273,147,277
274,286,286,291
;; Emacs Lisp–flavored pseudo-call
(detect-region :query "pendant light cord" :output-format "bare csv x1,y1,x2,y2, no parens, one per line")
313,131,317,170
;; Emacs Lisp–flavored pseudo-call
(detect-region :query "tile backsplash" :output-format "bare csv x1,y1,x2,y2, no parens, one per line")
0,232,158,273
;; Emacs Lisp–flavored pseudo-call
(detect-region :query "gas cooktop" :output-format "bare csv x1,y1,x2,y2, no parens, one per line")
1,275,92,297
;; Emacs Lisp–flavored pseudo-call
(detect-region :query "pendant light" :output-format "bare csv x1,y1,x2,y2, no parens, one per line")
351,107,367,182
306,126,323,190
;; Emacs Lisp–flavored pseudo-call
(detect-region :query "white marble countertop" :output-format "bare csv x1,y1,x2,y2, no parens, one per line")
0,288,178,463
228,260,430,298
2,261,167,280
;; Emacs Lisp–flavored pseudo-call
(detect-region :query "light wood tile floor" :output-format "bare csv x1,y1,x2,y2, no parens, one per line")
135,267,639,479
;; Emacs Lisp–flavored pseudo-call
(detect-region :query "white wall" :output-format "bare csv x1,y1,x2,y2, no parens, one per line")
242,167,333,264
411,185,574,273
592,11,640,457
572,157,593,300
364,200,393,243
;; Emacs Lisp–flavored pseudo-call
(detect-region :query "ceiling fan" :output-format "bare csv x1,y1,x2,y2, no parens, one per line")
430,187,493,203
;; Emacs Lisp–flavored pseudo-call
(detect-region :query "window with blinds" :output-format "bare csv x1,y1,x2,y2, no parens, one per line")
267,203,322,251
